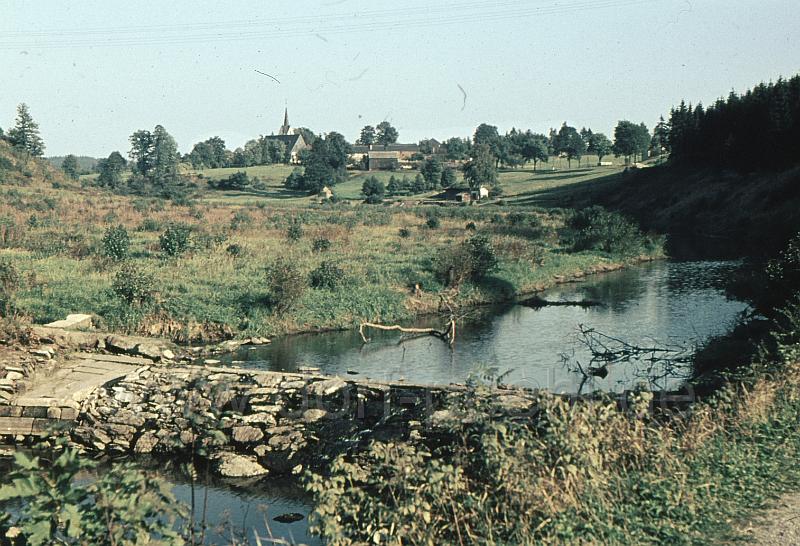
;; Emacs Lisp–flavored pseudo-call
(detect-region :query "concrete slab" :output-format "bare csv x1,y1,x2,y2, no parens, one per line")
44,314,93,329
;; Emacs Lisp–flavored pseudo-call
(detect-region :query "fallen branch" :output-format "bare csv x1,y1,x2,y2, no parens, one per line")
360,297,457,346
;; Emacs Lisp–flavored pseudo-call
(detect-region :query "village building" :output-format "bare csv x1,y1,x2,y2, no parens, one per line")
351,143,422,170
367,150,400,171
259,108,310,163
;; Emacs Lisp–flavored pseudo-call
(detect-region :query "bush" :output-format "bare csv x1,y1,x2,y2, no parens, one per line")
286,220,303,242
101,224,130,261
309,260,345,289
399,227,411,238
159,224,192,257
361,176,385,204
0,259,20,316
230,210,252,231
225,243,243,257
567,206,646,255
465,222,477,231
435,234,498,287
112,263,155,306
426,217,440,229
210,171,250,191
266,257,306,314
312,237,332,252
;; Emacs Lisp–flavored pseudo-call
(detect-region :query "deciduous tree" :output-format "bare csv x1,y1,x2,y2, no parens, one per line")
376,121,399,147
357,125,376,146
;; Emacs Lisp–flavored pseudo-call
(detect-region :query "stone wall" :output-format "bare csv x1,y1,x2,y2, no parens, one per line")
72,365,533,478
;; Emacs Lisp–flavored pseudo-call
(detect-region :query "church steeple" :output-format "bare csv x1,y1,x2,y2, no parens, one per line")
279,107,290,135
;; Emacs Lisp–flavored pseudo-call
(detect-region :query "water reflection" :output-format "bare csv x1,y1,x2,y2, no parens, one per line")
224,261,748,395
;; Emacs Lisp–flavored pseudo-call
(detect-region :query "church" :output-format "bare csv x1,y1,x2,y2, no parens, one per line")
260,108,310,163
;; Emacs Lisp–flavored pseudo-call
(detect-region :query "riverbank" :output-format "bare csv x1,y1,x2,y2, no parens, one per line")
0,189,662,342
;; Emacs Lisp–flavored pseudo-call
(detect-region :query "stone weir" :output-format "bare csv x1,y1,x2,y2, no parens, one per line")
69,363,537,478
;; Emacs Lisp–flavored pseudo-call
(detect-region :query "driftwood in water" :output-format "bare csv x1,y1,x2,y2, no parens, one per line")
359,297,457,346
518,295,604,309
359,319,456,346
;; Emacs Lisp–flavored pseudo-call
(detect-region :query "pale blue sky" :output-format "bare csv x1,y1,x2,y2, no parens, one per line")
2,0,798,157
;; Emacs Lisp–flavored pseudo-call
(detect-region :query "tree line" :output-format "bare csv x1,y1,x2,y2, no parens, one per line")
666,75,800,170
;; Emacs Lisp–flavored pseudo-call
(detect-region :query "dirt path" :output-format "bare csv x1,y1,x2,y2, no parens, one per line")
738,492,800,544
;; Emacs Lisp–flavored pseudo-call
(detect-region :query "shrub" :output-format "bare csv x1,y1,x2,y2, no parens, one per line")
435,234,498,287
399,227,411,238
426,217,440,229
230,210,252,231
112,263,154,306
210,171,250,191
159,223,192,257
286,220,303,242
0,259,20,316
567,206,645,255
266,257,306,314
362,176,386,204
101,224,130,261
507,212,526,226
465,222,477,231
312,237,332,253
225,243,243,257
309,260,345,289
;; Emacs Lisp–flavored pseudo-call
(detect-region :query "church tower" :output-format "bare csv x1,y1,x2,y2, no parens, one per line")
279,107,290,135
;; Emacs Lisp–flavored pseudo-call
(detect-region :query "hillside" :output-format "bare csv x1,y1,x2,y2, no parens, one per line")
0,140,74,188
521,164,800,258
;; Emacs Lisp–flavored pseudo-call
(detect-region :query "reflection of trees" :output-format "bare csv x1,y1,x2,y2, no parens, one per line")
576,266,649,313
561,325,693,394
665,261,742,295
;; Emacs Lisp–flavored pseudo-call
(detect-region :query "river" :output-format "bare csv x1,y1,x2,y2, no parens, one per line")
6,260,747,545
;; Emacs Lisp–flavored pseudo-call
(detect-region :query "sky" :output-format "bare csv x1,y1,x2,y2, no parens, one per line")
2,0,798,157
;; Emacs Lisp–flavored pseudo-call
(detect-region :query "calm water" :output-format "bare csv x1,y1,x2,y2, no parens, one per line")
3,261,744,545
221,260,748,394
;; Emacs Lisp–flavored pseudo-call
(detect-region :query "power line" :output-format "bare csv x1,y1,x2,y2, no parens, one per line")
0,0,657,50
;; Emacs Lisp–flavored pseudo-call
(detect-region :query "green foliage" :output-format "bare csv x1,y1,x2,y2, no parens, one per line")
96,151,127,189
398,227,411,238
159,223,192,257
0,443,184,545
209,171,250,191
465,221,476,231
463,142,498,189
225,243,243,257
265,256,306,314
286,220,303,242
112,263,155,306
566,206,649,255
357,125,376,146
101,224,130,261
309,260,345,289
553,122,585,168
312,237,332,252
361,176,385,203
0,259,20,316
308,366,800,545
7,103,45,156
61,154,80,180
425,216,440,229
375,121,399,146
420,157,443,188
613,120,650,163
435,234,498,287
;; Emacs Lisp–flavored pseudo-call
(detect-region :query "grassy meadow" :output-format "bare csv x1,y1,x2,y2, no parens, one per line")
2,148,656,342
